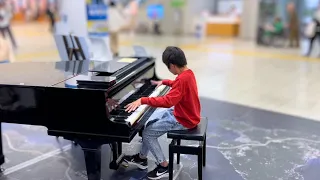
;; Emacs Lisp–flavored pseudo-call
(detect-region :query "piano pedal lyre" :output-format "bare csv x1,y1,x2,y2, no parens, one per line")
0,166,4,173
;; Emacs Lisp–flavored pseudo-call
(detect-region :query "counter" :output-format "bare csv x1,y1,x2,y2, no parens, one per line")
205,16,240,37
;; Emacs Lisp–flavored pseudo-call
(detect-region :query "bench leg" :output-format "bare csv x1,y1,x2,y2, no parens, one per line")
169,145,174,180
203,135,206,167
177,139,181,164
198,149,203,180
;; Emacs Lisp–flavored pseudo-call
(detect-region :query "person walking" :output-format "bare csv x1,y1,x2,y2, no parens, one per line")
287,2,300,48
305,7,320,57
0,0,17,49
0,35,15,63
107,1,125,57
46,1,56,32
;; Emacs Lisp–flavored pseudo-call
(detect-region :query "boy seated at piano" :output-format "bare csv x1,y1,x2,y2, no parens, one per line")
124,46,201,180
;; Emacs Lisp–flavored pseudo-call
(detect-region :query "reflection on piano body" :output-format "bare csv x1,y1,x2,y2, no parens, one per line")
0,57,170,180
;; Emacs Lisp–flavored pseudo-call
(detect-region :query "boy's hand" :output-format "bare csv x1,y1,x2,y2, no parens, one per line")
125,98,142,113
107,98,119,111
151,80,162,88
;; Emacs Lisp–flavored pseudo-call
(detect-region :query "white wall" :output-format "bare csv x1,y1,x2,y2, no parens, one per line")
135,0,216,35
183,0,215,35
57,0,87,36
217,0,243,14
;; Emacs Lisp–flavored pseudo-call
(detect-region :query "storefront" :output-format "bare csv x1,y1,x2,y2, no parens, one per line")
11,0,52,22
255,0,309,46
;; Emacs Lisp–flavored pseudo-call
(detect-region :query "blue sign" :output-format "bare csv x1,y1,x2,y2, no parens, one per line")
86,4,108,37
86,4,108,20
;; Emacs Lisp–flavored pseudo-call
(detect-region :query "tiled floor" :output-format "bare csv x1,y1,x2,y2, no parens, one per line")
1,22,320,180
1,98,320,180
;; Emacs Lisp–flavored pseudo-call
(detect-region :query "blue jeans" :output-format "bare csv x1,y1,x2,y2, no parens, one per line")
140,107,187,164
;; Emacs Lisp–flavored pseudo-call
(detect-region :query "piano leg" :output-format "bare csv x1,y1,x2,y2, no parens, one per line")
81,144,102,180
117,142,122,156
109,142,125,170
0,123,5,172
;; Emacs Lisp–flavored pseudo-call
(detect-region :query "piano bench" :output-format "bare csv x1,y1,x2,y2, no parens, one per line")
167,117,208,180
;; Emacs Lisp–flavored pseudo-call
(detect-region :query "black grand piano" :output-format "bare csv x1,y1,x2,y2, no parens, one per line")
0,57,170,180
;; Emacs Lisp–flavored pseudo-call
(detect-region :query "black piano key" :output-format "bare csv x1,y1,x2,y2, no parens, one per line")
110,110,122,115
112,84,160,114
112,116,127,122
119,112,132,117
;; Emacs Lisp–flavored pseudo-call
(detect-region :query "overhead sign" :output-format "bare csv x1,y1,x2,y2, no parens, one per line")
86,3,108,37
171,0,185,8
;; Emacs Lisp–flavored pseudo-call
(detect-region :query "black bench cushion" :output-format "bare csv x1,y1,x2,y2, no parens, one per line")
167,117,208,141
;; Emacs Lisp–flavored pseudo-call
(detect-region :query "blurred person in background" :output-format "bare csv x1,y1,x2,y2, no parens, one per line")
0,0,17,49
305,6,320,57
287,2,300,48
125,0,139,37
263,17,284,43
46,0,56,32
107,1,125,57
0,35,15,63
227,5,239,18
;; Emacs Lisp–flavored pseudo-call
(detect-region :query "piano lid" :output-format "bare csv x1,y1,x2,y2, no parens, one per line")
0,61,90,87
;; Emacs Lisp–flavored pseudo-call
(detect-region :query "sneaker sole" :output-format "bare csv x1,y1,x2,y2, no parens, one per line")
147,173,169,180
124,160,148,170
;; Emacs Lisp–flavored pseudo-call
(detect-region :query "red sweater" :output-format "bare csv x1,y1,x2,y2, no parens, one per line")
141,69,201,129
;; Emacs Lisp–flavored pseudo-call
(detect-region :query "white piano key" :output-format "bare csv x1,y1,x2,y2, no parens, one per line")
125,85,167,125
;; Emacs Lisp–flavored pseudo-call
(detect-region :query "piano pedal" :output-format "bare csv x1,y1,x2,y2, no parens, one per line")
72,141,78,146
0,166,4,173
121,161,129,168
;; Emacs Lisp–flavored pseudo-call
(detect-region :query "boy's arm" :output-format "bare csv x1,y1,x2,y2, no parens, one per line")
141,79,183,108
162,79,174,87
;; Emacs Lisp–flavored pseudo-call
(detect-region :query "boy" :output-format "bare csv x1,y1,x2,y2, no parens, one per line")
124,46,201,180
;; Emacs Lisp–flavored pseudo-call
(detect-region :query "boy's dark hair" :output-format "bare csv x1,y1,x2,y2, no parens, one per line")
162,46,187,68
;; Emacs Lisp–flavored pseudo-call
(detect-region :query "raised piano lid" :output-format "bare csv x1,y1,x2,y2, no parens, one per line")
0,61,90,87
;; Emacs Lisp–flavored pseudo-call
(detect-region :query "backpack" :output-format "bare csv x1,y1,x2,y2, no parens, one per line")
305,21,316,38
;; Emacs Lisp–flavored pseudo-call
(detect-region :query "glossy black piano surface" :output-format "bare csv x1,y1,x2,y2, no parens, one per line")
0,57,171,179
0,57,165,140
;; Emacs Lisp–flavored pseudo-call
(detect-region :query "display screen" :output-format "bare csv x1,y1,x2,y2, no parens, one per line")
147,4,164,20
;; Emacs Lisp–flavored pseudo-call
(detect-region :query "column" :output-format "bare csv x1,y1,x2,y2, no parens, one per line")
239,0,260,40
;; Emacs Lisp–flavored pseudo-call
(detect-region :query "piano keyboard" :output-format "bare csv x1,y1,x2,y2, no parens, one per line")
110,84,167,125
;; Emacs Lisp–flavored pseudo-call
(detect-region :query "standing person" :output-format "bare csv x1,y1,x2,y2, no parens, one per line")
0,35,15,63
287,2,300,48
123,46,201,180
305,7,320,57
0,0,16,49
46,0,56,32
125,0,139,37
107,1,125,57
